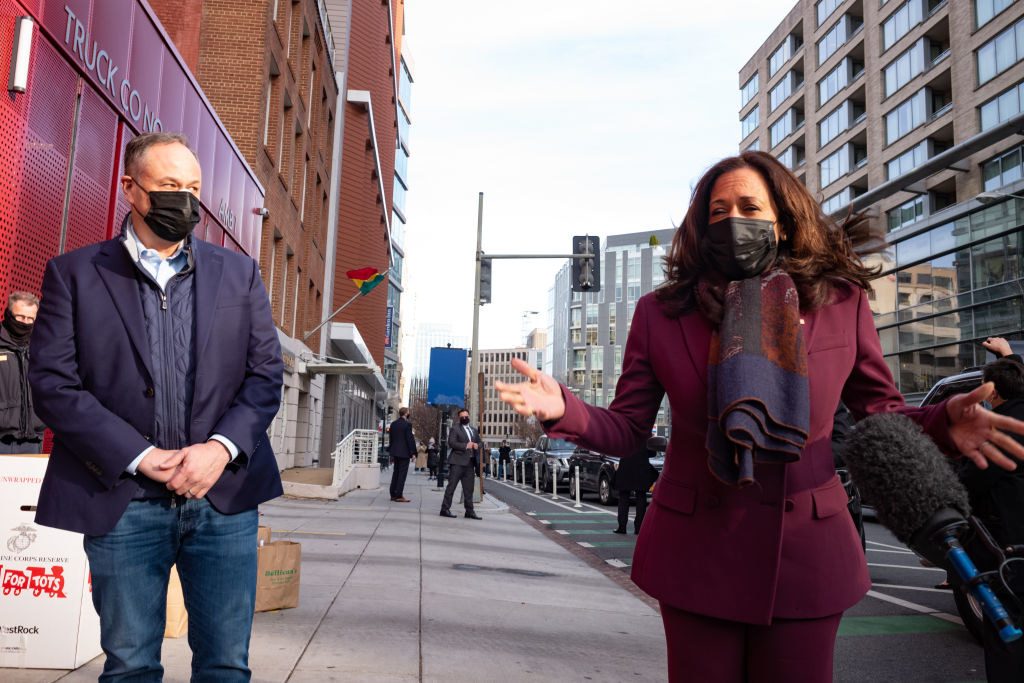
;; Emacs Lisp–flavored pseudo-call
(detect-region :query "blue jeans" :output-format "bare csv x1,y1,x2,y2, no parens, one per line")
84,497,258,682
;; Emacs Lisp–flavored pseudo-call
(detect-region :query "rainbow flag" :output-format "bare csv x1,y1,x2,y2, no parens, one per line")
346,267,385,295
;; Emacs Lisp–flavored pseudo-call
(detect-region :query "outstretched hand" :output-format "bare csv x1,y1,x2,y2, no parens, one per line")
494,358,566,422
947,381,1024,470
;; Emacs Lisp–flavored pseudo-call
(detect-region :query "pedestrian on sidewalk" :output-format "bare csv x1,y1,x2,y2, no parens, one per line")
613,444,658,535
388,406,416,502
494,151,1024,683
440,407,483,519
415,441,428,472
498,439,512,479
29,132,284,681
426,437,440,479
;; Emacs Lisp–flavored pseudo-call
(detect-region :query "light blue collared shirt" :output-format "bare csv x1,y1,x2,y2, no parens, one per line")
121,222,240,475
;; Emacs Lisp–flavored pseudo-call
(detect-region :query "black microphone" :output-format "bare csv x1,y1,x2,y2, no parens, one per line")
842,412,1022,643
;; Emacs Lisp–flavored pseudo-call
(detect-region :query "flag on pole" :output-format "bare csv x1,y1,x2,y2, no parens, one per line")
346,267,385,295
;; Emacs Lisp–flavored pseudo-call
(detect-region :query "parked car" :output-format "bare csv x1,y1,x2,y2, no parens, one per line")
567,436,666,505
523,436,577,490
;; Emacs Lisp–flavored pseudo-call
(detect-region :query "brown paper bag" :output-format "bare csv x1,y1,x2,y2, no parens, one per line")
258,525,272,546
164,565,188,638
254,541,301,612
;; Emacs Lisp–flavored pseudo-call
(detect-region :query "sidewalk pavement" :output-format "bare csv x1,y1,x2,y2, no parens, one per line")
5,467,667,682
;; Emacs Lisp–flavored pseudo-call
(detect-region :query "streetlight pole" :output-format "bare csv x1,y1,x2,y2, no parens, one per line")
469,192,483,424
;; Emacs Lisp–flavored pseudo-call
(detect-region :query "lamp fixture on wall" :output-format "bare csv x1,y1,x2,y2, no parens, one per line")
8,16,34,94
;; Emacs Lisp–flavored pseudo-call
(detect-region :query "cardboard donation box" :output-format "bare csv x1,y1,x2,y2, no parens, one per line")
254,540,301,612
0,455,102,668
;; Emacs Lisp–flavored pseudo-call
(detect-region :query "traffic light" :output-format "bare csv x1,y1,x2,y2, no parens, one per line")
480,257,492,304
571,235,600,292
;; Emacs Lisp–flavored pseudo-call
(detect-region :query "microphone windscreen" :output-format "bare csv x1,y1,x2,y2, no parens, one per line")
842,412,969,544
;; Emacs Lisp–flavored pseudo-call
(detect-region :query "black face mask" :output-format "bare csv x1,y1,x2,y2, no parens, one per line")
3,308,33,346
701,217,778,281
460,416,470,425
134,180,201,242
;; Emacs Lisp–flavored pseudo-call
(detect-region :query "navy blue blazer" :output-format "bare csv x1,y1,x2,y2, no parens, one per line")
29,232,284,536
388,417,416,459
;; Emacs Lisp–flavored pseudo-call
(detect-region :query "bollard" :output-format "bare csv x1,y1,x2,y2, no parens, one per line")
520,460,527,488
503,459,508,483
534,462,541,494
574,465,583,508
551,466,558,500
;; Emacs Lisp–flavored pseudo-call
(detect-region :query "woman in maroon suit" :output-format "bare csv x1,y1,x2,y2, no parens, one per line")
496,152,1024,682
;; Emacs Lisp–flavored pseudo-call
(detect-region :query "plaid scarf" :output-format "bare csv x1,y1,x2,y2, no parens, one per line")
703,269,809,487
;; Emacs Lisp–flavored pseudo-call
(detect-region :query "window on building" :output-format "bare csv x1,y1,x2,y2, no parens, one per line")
980,79,1024,131
885,88,928,144
769,34,802,77
777,144,805,170
886,140,930,179
822,186,853,214
983,143,1024,190
769,69,802,112
818,14,862,65
883,0,924,51
819,58,861,106
977,16,1024,85
817,0,843,26
770,106,803,148
746,138,761,152
818,100,864,148
740,73,758,108
820,144,852,187
608,310,616,345
977,0,1015,28
741,106,759,139
884,38,927,98
887,195,926,231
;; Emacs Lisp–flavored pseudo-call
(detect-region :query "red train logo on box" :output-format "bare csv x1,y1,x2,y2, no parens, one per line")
1,566,68,598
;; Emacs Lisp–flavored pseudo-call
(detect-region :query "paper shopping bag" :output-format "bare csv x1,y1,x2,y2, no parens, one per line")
254,541,301,612
164,565,188,638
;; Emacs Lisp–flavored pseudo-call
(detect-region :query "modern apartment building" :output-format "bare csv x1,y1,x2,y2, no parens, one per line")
548,230,675,435
741,0,1024,400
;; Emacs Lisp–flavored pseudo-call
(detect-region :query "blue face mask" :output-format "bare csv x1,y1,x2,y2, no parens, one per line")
701,216,778,281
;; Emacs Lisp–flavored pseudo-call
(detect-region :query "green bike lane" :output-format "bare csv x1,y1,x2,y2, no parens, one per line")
488,478,989,681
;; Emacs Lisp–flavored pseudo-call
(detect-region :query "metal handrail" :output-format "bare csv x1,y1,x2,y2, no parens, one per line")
331,429,380,488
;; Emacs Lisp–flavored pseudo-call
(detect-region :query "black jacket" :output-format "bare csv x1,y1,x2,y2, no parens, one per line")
388,417,416,459
613,446,659,492
962,397,1024,550
0,326,44,441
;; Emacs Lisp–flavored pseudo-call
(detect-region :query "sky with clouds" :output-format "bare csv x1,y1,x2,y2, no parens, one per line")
399,1,798,376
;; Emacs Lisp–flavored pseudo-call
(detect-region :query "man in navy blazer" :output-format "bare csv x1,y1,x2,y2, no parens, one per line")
388,406,417,501
29,132,283,682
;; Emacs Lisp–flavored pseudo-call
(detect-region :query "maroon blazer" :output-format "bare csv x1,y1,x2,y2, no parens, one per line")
546,284,954,625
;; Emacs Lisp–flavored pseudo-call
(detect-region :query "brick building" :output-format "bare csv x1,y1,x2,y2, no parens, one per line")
741,0,1024,400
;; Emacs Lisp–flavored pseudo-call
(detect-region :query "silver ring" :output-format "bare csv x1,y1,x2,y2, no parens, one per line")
187,489,194,497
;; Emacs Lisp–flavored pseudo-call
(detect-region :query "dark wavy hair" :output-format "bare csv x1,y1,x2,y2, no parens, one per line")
656,151,882,322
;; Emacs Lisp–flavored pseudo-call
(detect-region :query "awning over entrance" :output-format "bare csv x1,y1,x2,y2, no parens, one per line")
320,322,387,395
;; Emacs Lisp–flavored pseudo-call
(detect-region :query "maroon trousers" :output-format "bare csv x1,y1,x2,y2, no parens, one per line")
660,603,842,682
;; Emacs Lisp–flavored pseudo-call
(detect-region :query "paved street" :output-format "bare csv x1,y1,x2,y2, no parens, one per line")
487,475,990,682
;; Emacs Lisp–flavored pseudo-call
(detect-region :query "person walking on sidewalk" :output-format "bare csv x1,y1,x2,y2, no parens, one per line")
440,407,483,519
389,407,416,502
614,444,659,535
498,439,512,479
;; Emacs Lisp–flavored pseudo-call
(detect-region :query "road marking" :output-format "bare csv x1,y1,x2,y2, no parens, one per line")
540,520,551,524
533,512,608,517
537,519,618,525
606,559,628,568
490,480,615,515
554,529,623,535
581,541,636,548
864,590,963,625
866,548,915,555
556,529,570,535
838,614,964,636
871,583,952,594
867,540,912,551
867,562,944,573
578,542,595,548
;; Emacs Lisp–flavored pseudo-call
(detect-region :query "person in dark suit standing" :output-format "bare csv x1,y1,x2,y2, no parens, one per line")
495,151,1024,682
388,406,416,502
29,132,283,681
498,439,512,478
613,445,658,535
440,407,483,519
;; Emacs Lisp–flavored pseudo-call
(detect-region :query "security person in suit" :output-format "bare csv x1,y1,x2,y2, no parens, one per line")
30,132,283,681
388,406,416,502
440,407,483,519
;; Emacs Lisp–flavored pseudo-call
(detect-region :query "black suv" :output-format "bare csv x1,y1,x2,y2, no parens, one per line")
566,437,666,505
